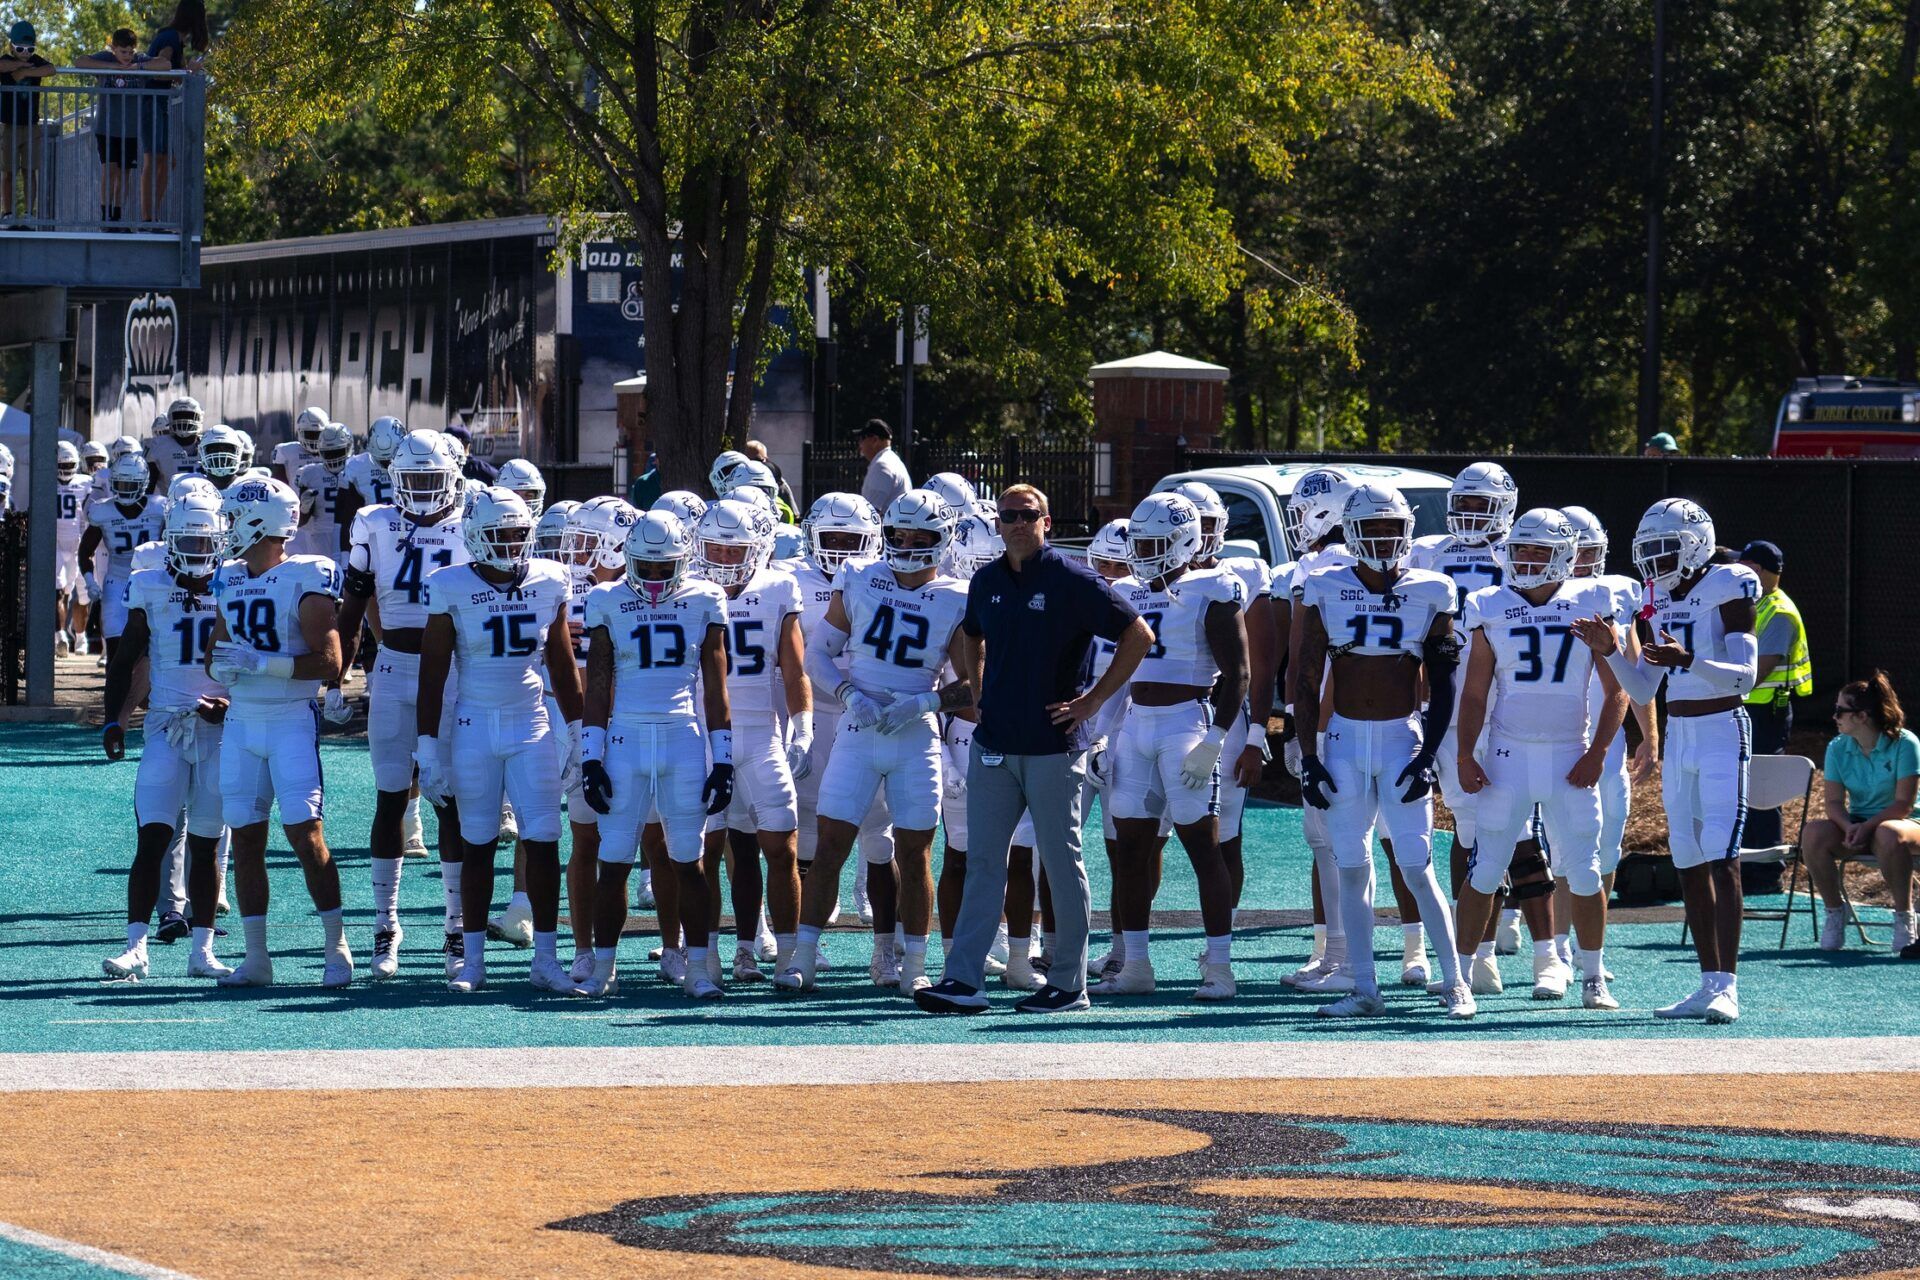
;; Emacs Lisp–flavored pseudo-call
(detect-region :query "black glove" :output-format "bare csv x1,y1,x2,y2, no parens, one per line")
702,762,735,815
1396,750,1437,804
581,759,613,815
1299,754,1336,810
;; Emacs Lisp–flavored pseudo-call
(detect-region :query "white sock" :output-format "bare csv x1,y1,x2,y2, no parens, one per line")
125,922,149,951
242,914,269,966
462,930,486,969
214,833,231,895
509,890,531,913
1475,941,1496,961
403,792,421,831
1576,946,1604,979
1533,939,1557,960
1554,932,1573,963
533,930,557,960
1122,929,1150,963
1205,934,1231,964
903,934,928,958
1310,924,1327,963
794,924,822,962
1323,929,1348,967
190,925,214,957
1109,932,1127,963
593,945,617,964
320,907,345,954
443,871,463,933
371,857,402,931
775,931,796,956
1402,923,1425,958
687,945,708,975
1500,907,1520,928
1708,970,1735,994
1336,863,1379,994
893,923,907,951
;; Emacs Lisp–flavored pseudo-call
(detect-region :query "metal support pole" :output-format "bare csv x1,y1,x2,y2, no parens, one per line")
1637,0,1667,443
899,299,915,474
26,338,59,706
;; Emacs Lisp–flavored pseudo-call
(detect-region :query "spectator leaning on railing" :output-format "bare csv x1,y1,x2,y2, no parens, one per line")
1802,670,1920,956
136,0,209,223
74,30,159,228
0,22,54,228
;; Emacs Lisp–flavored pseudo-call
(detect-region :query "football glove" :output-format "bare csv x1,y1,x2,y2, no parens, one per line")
876,690,940,736
581,759,613,815
1396,750,1438,804
702,762,735,815
321,686,353,724
414,735,451,806
1299,754,1337,810
843,688,888,731
1180,726,1226,789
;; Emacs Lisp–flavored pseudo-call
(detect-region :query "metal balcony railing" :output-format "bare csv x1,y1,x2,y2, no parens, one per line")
0,71,204,272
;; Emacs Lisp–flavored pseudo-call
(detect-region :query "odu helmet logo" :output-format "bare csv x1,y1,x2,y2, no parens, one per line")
230,481,272,503
1298,472,1333,498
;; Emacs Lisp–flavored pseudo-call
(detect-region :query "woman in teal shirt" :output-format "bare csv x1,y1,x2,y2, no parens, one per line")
1802,670,1919,954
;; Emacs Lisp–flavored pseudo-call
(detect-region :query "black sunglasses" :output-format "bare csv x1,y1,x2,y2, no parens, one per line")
997,508,1044,524
1834,704,1859,716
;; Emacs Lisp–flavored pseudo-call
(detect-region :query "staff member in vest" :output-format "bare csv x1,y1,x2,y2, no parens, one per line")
1739,540,1811,885
916,483,1152,1014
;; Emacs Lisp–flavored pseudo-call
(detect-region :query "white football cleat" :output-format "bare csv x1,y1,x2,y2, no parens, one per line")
1281,956,1330,989
635,876,656,910
732,944,764,983
1092,948,1124,980
573,958,618,998
217,957,274,987
1318,990,1386,1018
1089,958,1156,996
529,956,575,992
854,881,874,925
1002,950,1043,991
1819,907,1847,951
985,923,1011,976
1444,984,1477,1019
1400,956,1431,987
497,802,518,843
870,937,900,987
370,928,402,981
101,946,149,980
54,631,68,658
705,943,725,988
187,951,232,980
487,902,534,948
1653,985,1715,1019
770,955,818,992
322,949,355,989
71,633,89,656
1531,955,1571,1000
825,895,842,926
1469,953,1504,995
683,971,724,1000
568,952,594,984
1703,989,1740,1024
1494,912,1523,955
446,963,484,994
659,947,688,985
1193,962,1236,1001
755,910,777,962
443,932,465,980
1296,966,1356,994
897,954,931,996
1582,976,1620,1010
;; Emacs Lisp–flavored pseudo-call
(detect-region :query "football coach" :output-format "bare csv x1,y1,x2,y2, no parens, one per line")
916,484,1152,1013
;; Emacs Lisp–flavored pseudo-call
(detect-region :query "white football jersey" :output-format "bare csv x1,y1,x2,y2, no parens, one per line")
1301,564,1456,660
793,558,848,697
130,540,166,574
211,554,342,710
294,461,353,557
1645,563,1761,702
55,477,93,551
586,577,729,725
1286,545,1356,599
145,436,196,485
88,468,110,506
88,496,166,583
1217,556,1271,614
271,440,313,480
346,505,467,631
425,559,569,712
127,566,224,712
1408,533,1505,597
1466,579,1615,742
720,567,801,720
1118,566,1244,686
1584,572,1643,729
836,560,968,699
1266,558,1298,602
338,453,393,511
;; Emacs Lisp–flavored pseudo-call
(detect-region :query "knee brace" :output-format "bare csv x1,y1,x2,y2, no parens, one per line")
1508,838,1551,897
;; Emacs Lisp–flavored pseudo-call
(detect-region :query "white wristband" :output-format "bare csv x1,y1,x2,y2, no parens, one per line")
791,711,814,746
263,653,295,680
708,729,732,766
415,734,438,763
1202,725,1227,749
580,725,606,763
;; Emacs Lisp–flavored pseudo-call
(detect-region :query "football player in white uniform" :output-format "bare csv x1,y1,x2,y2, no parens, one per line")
1295,482,1468,1017
206,478,351,987
336,432,469,978
417,488,582,993
496,458,546,517
80,453,166,665
775,490,971,994
791,493,894,942
691,499,810,982
708,450,751,497
341,415,407,514
143,396,202,486
1573,498,1758,1024
196,425,249,493
99,497,231,981
54,441,93,656
577,511,734,999
272,406,327,484
1452,509,1628,1014
1558,504,1657,975
1092,493,1247,1001
293,422,356,562
1170,480,1277,928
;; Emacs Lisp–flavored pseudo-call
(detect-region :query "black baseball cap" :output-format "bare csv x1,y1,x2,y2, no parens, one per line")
1740,540,1784,574
856,419,891,441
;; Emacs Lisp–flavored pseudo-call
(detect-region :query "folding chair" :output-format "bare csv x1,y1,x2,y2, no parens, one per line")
1678,754,1815,948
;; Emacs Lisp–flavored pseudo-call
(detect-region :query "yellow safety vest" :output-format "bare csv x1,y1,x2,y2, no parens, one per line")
1748,588,1812,703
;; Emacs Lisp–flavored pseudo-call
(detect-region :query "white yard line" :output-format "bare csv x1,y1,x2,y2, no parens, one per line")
0,1220,200,1279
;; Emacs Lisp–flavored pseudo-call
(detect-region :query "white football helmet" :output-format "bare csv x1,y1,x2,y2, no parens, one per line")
166,473,218,506
389,432,458,517
1560,504,1608,576
1127,493,1202,582
805,492,882,574
197,425,244,480
1170,480,1228,559
532,499,578,560
463,486,536,572
232,430,255,469
725,458,780,506
1285,467,1353,552
150,414,170,437
496,458,546,517
167,396,203,444
566,496,641,574
440,431,469,470
55,440,79,481
924,471,976,515
708,450,751,497
108,453,150,503
1632,498,1715,591
0,443,11,478
221,477,300,553
652,490,708,526
730,485,774,517
1342,482,1415,571
1447,461,1519,545
164,496,226,578
882,489,956,573
82,441,108,470
694,498,773,588
294,406,329,449
624,510,693,603
109,434,144,462
1501,507,1578,589
947,512,1004,578
314,422,354,474
366,416,408,467
1088,518,1132,578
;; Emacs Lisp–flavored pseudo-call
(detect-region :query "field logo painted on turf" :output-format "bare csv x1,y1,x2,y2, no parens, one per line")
554,1109,1920,1277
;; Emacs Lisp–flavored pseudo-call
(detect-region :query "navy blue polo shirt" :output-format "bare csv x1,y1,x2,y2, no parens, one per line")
963,542,1137,755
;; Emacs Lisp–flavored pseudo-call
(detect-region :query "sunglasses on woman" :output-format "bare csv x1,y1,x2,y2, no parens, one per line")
1834,703,1859,717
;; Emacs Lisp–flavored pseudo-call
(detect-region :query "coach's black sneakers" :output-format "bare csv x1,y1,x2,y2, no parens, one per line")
914,978,990,1014
155,911,190,944
1015,984,1090,1014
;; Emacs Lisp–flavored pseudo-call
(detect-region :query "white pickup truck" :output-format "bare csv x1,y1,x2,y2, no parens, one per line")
1151,460,1458,565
